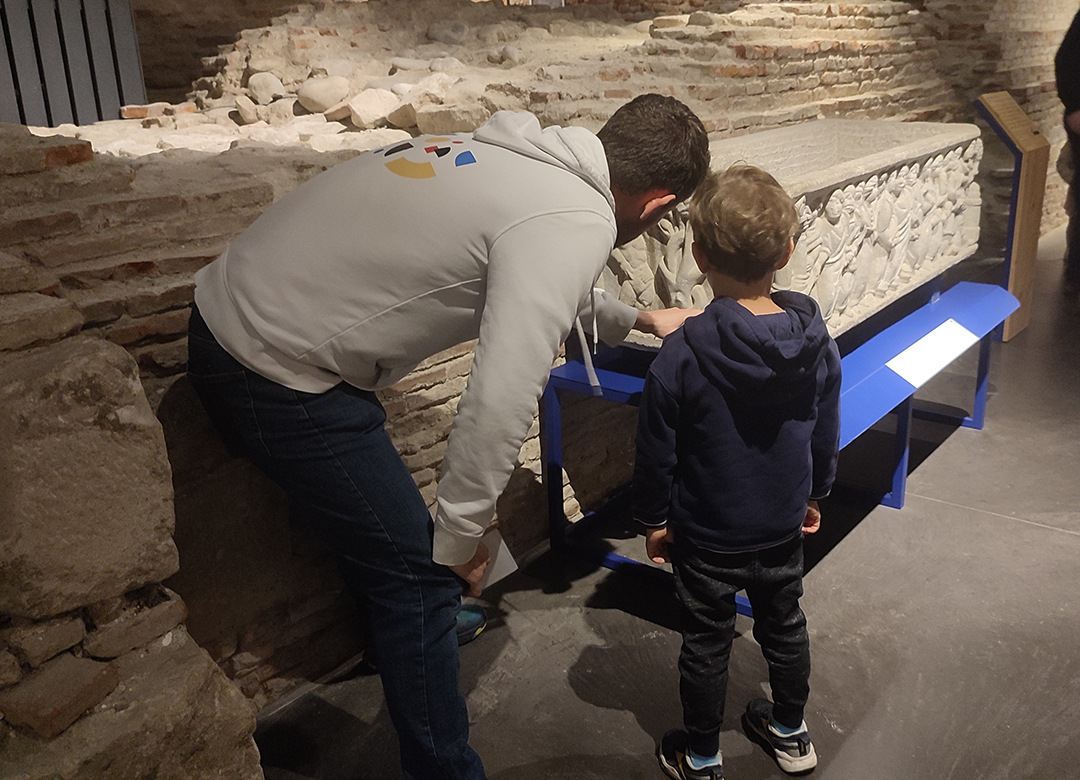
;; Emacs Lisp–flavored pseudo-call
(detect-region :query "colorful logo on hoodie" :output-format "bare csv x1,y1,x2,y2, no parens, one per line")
375,137,478,179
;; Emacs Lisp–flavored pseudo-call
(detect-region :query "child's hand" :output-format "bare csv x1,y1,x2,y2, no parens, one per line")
645,525,674,564
802,500,822,535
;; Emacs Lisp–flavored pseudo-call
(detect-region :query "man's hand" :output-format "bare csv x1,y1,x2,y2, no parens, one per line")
803,500,822,535
645,525,674,564
635,307,703,339
450,542,490,597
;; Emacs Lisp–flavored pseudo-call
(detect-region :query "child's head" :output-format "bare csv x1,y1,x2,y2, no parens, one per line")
689,164,799,283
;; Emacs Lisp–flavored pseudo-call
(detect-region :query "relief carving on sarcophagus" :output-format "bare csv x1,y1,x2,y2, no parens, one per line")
599,119,983,340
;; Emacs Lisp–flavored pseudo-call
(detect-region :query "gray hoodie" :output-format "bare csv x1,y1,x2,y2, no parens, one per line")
195,111,637,565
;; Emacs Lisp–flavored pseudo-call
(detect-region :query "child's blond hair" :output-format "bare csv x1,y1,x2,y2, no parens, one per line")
689,164,799,283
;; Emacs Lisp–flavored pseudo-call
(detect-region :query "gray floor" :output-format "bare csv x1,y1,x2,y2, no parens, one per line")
256,229,1080,780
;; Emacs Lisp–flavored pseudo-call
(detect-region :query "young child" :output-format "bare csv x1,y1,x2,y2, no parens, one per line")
634,164,841,779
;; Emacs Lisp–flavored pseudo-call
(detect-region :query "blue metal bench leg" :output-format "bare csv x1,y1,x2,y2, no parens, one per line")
963,335,992,430
882,396,912,509
542,384,569,551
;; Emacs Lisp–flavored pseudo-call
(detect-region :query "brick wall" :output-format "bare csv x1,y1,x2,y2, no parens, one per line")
557,0,1075,229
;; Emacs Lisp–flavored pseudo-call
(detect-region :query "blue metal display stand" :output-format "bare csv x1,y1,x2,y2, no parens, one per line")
541,281,1018,613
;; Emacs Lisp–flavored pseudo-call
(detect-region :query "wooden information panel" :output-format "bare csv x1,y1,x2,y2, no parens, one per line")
974,91,1050,341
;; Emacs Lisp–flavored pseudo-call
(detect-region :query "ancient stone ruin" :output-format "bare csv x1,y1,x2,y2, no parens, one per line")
33,1,977,157
0,0,1073,775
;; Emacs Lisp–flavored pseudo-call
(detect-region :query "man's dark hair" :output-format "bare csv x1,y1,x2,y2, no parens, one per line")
596,94,710,202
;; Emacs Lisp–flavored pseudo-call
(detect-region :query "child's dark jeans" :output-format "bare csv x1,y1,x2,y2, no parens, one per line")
672,533,810,758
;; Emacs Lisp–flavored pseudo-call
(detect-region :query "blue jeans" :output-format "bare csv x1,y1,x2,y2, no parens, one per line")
186,306,485,780
672,535,810,757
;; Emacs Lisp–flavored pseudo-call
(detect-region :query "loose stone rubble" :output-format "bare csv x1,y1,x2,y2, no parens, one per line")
31,0,969,159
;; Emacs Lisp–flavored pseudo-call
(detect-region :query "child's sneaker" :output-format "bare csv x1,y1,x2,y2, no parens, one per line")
741,699,817,774
657,730,723,780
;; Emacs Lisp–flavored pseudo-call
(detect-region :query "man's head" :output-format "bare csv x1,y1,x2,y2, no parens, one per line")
597,94,710,245
689,164,799,283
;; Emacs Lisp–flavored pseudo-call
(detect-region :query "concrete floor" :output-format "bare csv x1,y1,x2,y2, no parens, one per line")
256,228,1080,780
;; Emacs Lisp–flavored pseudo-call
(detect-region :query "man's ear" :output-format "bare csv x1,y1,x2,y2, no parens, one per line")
640,192,677,222
775,236,795,271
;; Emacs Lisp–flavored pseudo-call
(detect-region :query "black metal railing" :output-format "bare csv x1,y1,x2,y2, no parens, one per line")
1,0,145,127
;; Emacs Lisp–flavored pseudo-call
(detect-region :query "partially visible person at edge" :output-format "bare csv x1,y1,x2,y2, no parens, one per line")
186,93,710,780
1056,5,1080,294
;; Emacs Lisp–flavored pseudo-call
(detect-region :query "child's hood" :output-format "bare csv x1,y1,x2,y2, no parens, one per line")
472,111,615,214
681,291,831,404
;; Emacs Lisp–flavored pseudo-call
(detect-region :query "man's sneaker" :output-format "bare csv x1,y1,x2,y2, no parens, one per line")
456,603,487,646
742,699,817,774
656,729,723,780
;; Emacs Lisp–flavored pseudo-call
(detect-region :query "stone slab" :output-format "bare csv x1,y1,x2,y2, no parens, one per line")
101,308,192,346
415,102,492,134
0,650,21,688
706,118,981,199
0,124,93,175
0,157,135,210
0,210,81,248
0,252,58,295
133,338,190,375
2,615,86,668
0,336,178,619
83,588,188,659
0,628,262,779
64,274,195,325
0,653,118,739
0,293,84,351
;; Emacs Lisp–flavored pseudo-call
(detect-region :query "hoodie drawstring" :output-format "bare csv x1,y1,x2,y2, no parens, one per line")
574,314,603,397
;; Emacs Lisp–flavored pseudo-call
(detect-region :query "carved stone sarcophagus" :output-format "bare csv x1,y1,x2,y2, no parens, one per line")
600,119,983,337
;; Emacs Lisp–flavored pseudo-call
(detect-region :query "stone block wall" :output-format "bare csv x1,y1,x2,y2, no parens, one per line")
0,335,262,777
0,125,375,711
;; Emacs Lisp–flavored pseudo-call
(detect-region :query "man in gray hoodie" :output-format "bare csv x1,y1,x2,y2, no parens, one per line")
187,94,709,779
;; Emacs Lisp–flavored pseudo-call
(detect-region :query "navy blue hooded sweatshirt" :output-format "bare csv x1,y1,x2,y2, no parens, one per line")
633,290,841,552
